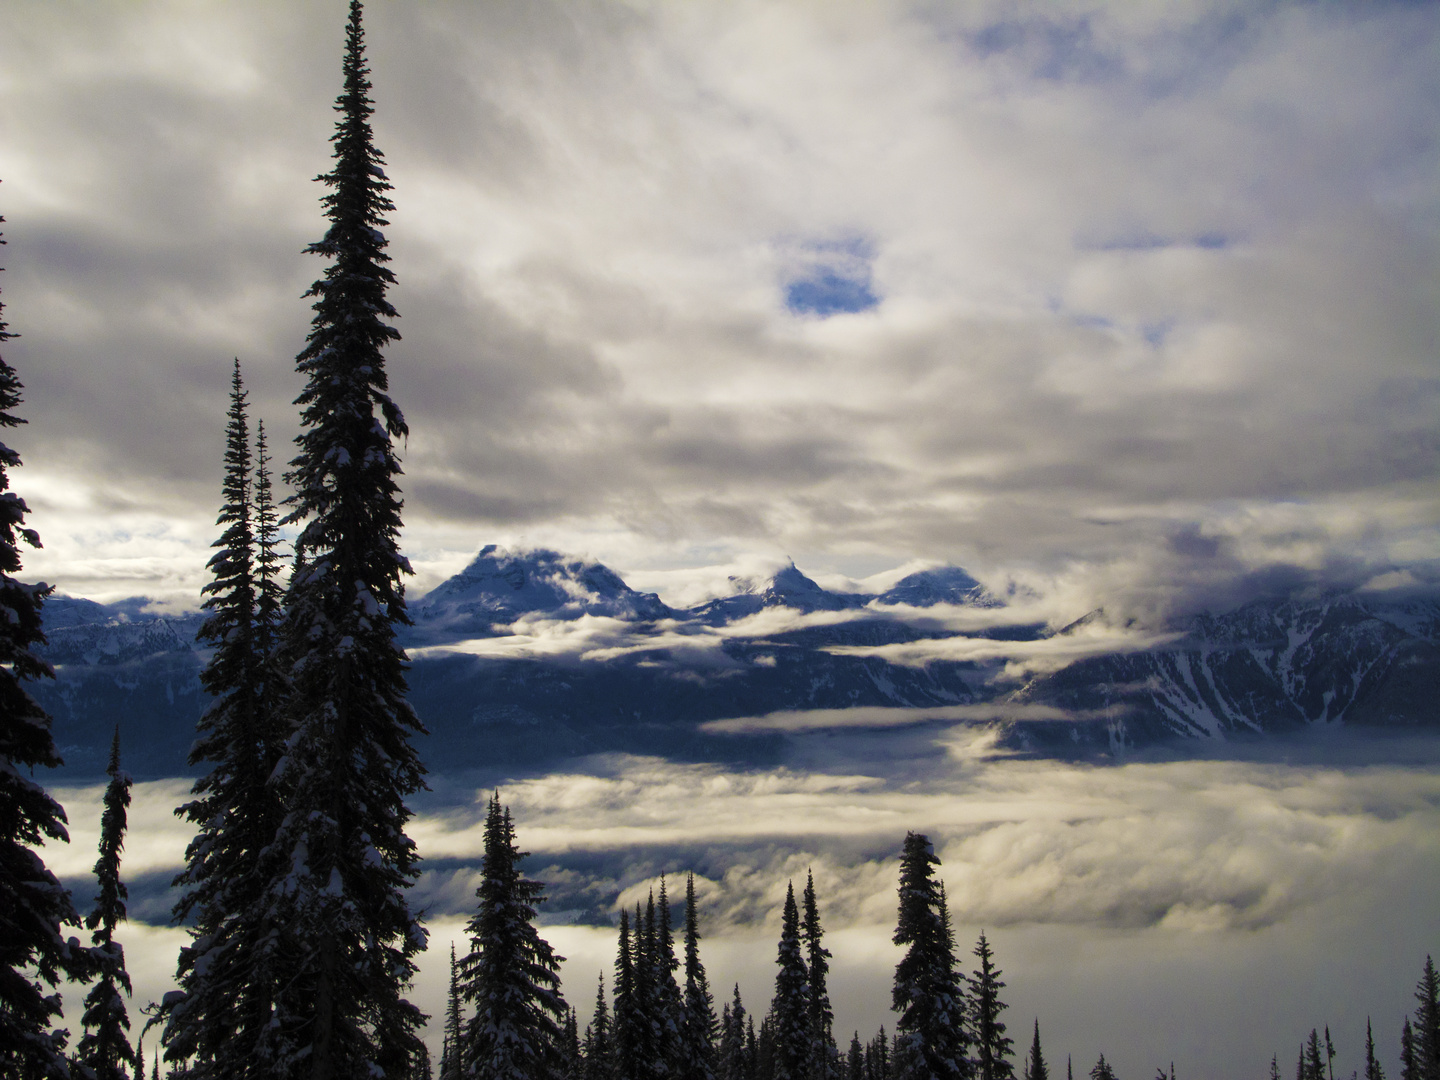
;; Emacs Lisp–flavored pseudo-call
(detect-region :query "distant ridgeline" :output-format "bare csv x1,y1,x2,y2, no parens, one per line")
36,545,1440,778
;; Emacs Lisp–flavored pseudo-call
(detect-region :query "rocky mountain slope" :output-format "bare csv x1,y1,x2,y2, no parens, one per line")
30,548,1440,777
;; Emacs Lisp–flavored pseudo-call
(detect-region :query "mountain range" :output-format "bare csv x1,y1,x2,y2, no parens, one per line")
32,546,1440,778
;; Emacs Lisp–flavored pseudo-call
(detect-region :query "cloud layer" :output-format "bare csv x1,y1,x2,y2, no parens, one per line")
48,738,1440,1078
0,0,1434,618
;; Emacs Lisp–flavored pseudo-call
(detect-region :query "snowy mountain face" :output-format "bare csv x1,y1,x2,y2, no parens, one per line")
35,598,206,776
1011,592,1440,752
877,566,991,608
689,562,870,625
29,551,1440,778
407,545,671,641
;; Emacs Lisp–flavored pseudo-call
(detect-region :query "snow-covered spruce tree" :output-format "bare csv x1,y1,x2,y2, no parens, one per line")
564,1007,582,1080
719,986,747,1080
251,419,286,717
161,360,287,1079
0,202,98,1078
457,794,568,1080
582,974,612,1080
266,2,428,1075
438,943,463,1080
891,834,968,1080
653,882,685,1077
771,882,810,1080
969,931,1013,1080
614,908,643,1080
680,874,717,1080
801,871,837,1080
1023,1021,1047,1080
78,728,138,1080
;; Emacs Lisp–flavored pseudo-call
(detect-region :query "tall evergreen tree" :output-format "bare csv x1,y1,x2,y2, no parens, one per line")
802,872,837,1080
653,882,685,1077
1416,958,1440,1080
1367,1019,1386,1080
265,2,428,1074
680,874,718,1080
847,1035,864,1080
865,1028,889,1080
719,986,748,1080
969,932,1013,1080
1270,1056,1281,1080
614,908,645,1080
772,883,811,1080
438,943,463,1080
78,728,138,1080
1403,1019,1419,1080
583,974,612,1080
1088,1056,1116,1080
457,794,568,1080
756,1016,777,1080
251,419,286,717
1023,1021,1047,1080
891,834,968,1080
163,360,286,1079
564,1007,583,1080
1303,1031,1326,1080
0,200,98,1078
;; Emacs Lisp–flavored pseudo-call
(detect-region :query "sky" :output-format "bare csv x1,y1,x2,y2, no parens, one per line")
0,0,1436,623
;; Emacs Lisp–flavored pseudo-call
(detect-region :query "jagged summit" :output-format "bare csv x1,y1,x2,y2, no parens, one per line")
876,566,989,608
410,545,671,637
691,561,869,625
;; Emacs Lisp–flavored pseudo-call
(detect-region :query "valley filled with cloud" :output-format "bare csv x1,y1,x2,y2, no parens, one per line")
50,732,1440,1078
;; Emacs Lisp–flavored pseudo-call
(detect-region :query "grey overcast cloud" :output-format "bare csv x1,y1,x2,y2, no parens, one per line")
2,0,1436,620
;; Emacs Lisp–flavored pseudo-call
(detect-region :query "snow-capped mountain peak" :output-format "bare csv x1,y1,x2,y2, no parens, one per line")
409,546,671,639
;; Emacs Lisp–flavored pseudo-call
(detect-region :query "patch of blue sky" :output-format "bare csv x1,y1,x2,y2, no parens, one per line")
1143,319,1176,348
967,12,1124,84
952,5,1273,103
782,234,880,318
1075,231,1236,252
785,273,878,318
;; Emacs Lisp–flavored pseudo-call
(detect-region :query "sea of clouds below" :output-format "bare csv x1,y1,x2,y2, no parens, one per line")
44,727,1440,1079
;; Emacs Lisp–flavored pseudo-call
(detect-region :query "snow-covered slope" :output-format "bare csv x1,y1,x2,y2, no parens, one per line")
689,562,870,624
876,566,991,608
408,546,671,640
1011,592,1440,750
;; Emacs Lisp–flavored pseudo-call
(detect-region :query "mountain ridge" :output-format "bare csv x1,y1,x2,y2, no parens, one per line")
30,546,1440,776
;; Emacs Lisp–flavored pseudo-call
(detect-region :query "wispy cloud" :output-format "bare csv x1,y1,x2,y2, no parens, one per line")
826,622,1179,677
699,702,1107,734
